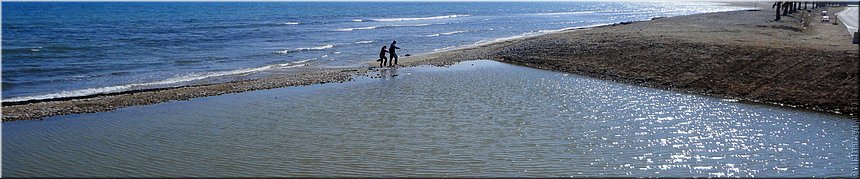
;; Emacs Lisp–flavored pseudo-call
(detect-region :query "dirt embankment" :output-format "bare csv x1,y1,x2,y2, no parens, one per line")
414,7,859,116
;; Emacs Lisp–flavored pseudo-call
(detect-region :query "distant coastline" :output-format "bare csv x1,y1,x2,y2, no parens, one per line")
4,3,857,121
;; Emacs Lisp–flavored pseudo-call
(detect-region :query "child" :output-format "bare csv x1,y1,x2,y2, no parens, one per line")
378,46,388,68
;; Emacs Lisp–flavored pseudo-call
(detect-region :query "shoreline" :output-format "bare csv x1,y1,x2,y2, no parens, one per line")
2,68,368,121
4,3,857,121
402,7,857,116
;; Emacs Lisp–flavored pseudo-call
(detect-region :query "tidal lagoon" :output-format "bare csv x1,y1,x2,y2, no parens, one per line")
4,61,857,177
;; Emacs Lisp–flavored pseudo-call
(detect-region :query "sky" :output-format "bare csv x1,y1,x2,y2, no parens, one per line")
1,0,857,2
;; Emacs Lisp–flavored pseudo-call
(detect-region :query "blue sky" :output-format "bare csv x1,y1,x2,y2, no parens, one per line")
1,0,855,3
0,0,838,2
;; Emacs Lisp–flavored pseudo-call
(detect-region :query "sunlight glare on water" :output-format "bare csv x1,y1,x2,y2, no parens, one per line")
2,60,858,177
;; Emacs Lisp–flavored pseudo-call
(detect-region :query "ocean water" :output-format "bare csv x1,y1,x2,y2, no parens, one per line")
1,2,746,102
3,60,857,177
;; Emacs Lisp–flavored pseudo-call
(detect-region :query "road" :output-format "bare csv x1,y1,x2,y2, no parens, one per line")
836,6,858,35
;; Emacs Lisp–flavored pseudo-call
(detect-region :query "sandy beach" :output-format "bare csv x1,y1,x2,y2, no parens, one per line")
3,3,857,121
390,3,858,116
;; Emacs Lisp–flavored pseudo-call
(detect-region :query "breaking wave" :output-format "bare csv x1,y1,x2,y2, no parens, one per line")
334,23,432,32
273,44,336,54
3,59,315,103
370,14,469,22
474,23,613,45
426,30,469,37
335,26,378,31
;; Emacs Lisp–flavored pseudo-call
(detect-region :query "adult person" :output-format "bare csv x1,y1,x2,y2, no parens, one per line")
388,40,400,67
378,46,388,68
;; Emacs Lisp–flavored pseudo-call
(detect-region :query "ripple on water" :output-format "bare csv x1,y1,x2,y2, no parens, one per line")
2,60,858,177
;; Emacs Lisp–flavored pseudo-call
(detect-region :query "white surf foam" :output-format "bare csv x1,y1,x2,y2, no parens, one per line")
275,44,336,54
474,23,613,46
426,30,469,37
280,22,300,25
371,14,469,22
354,40,374,44
4,59,315,103
390,23,432,27
295,44,335,51
335,23,431,32
335,26,378,31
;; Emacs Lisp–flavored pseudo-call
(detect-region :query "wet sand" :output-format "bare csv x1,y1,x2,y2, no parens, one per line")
2,68,366,121
400,5,858,116
3,3,857,121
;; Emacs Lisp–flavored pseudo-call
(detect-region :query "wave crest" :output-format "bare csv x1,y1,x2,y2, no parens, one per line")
335,26,378,31
474,23,613,46
3,59,316,103
426,30,469,37
334,23,432,32
371,14,469,22
274,44,336,54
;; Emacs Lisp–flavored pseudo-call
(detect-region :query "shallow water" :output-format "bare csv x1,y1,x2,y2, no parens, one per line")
3,60,858,177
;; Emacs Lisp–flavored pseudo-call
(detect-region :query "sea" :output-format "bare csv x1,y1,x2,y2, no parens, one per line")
1,2,747,102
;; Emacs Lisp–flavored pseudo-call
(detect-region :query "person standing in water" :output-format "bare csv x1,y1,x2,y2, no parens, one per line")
378,46,388,68
388,40,400,67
